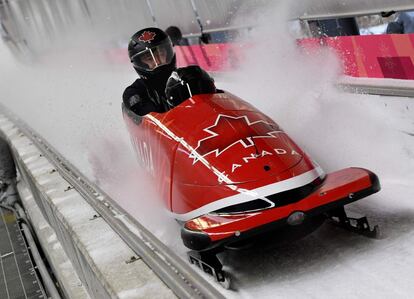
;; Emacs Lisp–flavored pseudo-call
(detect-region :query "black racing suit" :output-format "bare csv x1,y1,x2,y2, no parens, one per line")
123,65,216,116
123,76,170,116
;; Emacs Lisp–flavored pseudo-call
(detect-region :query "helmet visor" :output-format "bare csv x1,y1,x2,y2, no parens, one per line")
131,39,174,71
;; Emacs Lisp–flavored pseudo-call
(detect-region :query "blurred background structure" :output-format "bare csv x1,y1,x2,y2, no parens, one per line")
2,0,414,61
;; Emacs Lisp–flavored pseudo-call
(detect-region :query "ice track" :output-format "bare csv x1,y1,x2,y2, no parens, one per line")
1,40,414,298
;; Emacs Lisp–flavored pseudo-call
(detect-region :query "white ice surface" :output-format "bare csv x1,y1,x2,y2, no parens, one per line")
1,22,414,298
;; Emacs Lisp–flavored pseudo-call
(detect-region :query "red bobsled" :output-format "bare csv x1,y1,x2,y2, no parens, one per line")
123,90,380,286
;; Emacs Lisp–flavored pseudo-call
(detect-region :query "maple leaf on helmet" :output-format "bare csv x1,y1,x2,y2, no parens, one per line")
138,31,156,43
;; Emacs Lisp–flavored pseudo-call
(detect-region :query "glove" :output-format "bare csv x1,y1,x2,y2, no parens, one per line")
165,66,216,108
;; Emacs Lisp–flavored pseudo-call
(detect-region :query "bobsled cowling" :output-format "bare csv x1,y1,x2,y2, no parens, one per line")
123,92,320,213
123,91,380,252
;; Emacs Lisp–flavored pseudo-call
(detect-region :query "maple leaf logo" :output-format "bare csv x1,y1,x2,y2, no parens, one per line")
138,31,156,43
190,114,282,163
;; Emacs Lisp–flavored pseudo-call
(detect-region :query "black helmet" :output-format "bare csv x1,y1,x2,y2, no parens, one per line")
128,27,176,80
165,26,183,46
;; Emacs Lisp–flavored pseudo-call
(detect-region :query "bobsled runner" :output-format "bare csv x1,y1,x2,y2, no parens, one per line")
123,87,380,288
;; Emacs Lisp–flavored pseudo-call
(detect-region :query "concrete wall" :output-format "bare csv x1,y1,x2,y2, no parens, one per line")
0,111,175,299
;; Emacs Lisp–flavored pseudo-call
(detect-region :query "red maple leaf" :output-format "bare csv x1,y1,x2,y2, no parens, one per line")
138,31,156,43
193,115,280,159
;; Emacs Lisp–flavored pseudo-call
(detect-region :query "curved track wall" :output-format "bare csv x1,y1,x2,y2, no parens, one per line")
0,107,225,299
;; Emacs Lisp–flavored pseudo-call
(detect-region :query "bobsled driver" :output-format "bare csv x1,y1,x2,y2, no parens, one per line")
123,27,216,116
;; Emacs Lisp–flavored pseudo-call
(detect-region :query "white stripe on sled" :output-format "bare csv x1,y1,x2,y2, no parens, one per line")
170,166,325,222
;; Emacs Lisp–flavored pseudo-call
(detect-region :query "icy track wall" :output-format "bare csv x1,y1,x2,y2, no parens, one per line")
0,112,174,298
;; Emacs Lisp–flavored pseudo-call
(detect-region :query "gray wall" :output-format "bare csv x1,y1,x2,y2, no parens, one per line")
2,0,414,59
